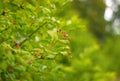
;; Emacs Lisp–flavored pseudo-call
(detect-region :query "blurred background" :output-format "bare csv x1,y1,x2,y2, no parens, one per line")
58,0,120,81
66,0,120,81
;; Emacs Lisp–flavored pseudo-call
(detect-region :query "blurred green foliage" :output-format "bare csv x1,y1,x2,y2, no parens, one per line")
73,0,108,41
0,0,120,81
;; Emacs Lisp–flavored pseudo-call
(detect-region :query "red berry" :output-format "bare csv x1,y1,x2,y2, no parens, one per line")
14,41,20,48
13,20,17,25
28,61,32,65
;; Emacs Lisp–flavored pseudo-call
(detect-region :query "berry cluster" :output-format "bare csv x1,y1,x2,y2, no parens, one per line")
57,29,70,40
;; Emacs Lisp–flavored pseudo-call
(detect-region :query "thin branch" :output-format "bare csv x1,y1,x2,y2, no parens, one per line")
20,22,47,46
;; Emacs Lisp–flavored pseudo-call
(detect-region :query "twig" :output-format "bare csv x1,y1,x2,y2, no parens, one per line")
20,22,47,46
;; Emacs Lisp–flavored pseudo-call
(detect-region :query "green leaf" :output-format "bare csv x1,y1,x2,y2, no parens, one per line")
14,65,26,72
0,61,8,71
47,30,58,40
